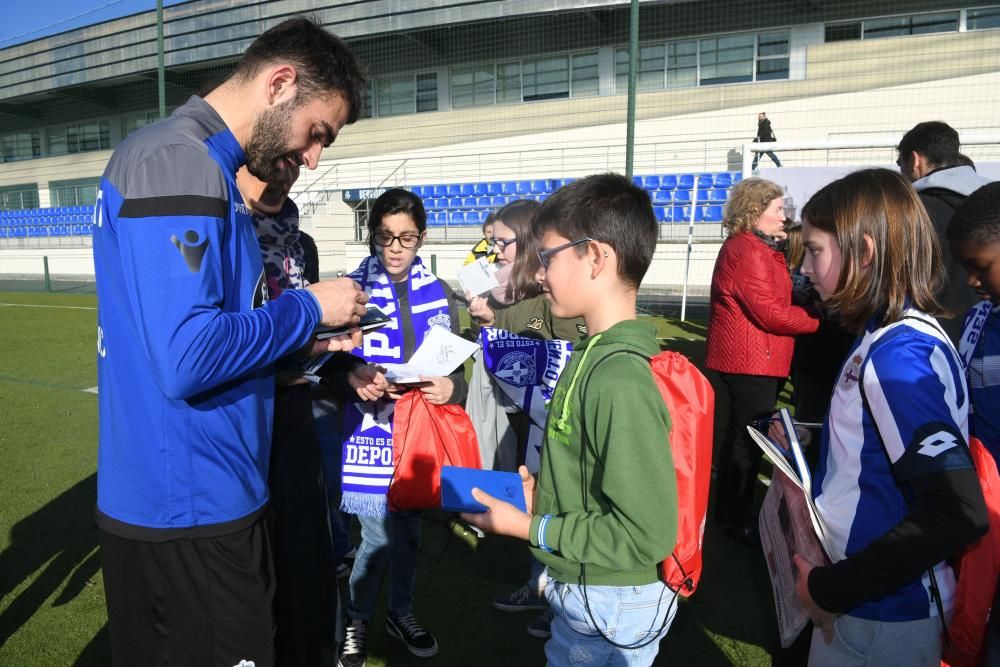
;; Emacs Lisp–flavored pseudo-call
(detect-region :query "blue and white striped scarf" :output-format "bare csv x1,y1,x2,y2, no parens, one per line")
340,255,450,517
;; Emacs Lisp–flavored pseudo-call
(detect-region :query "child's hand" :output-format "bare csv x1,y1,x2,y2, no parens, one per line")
468,295,495,325
418,376,453,405
348,364,388,402
304,331,362,356
767,413,789,450
518,465,536,515
793,554,836,644
461,488,532,541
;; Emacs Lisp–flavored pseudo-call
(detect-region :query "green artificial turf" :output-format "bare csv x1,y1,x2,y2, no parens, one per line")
0,291,776,666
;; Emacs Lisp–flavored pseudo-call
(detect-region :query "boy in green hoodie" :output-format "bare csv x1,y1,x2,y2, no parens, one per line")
463,173,679,665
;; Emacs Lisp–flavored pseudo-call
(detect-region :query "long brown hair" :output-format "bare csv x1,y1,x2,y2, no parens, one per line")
800,168,945,333
495,199,542,302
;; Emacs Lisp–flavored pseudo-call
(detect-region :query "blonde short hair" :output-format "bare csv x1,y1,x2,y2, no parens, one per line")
723,178,784,236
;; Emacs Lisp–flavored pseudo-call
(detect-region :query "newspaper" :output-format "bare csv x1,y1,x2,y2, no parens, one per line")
749,409,837,648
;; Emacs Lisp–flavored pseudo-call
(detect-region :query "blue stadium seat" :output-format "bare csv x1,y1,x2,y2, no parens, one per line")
530,180,549,195
515,181,532,196
654,206,668,223
432,212,449,226
632,176,644,187
473,183,488,196
677,174,694,190
476,196,492,208
448,211,465,225
462,197,477,209
714,173,732,188
643,176,660,191
659,175,678,190
672,206,692,223
467,210,484,225
673,190,691,204
652,190,673,205
696,174,714,190
501,182,517,196
491,196,507,208
710,189,728,203
446,184,461,197
487,182,503,196
704,206,724,222
695,206,707,222
732,172,744,183
460,184,475,197
448,197,463,209
432,185,447,198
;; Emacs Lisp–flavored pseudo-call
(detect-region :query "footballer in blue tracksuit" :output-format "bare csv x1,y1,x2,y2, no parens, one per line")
92,18,366,667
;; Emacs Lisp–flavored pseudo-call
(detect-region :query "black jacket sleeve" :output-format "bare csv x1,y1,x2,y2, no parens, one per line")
808,467,988,613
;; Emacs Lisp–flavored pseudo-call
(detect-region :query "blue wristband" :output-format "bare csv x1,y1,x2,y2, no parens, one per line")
537,514,554,553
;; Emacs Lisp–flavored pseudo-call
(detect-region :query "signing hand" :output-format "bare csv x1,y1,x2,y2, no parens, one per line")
467,294,495,326
793,554,837,644
348,364,388,402
418,376,454,405
304,331,363,357
306,277,368,327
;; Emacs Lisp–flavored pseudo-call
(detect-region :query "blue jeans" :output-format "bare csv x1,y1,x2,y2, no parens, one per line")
313,401,354,558
347,511,421,621
544,579,677,666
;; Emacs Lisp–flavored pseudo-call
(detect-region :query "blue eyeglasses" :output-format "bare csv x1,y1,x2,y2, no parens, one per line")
537,237,593,270
492,236,517,251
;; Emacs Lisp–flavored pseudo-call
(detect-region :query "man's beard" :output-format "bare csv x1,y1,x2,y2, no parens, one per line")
244,100,296,182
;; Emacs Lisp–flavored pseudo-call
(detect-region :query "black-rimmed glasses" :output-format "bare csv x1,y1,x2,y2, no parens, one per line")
492,237,517,251
537,237,593,270
372,232,421,248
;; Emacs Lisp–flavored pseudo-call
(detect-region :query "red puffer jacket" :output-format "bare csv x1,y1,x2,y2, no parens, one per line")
706,232,818,377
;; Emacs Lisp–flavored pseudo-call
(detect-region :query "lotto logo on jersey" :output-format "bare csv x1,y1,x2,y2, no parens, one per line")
917,431,960,457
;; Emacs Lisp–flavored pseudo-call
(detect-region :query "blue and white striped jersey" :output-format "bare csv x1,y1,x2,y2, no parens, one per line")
813,309,973,621
963,303,1000,459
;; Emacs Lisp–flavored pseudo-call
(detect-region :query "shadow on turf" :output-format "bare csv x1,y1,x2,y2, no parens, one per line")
0,474,102,648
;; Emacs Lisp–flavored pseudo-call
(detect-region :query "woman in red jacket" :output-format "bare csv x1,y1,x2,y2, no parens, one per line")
706,177,819,544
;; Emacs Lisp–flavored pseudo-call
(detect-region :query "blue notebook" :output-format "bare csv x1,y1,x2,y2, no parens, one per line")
440,466,527,514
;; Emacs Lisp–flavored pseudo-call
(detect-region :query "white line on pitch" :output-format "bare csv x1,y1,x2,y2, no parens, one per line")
0,303,96,311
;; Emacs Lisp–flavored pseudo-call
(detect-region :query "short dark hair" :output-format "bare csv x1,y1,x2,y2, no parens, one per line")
366,189,426,254
948,183,1000,246
897,121,961,168
481,212,496,234
231,17,367,123
534,173,657,289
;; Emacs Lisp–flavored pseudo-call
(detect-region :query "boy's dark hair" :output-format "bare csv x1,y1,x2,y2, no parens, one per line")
482,211,496,234
366,189,426,254
534,173,657,289
897,121,961,168
231,17,367,123
948,182,1000,246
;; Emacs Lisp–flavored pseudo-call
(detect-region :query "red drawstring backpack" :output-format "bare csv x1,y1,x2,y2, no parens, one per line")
648,351,715,595
942,436,1000,667
388,390,482,512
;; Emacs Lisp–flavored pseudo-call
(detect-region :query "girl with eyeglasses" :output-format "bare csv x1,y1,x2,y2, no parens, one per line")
323,188,466,666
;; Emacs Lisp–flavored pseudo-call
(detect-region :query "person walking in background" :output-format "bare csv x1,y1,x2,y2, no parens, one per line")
752,112,782,171
92,18,367,667
706,178,818,546
897,120,992,343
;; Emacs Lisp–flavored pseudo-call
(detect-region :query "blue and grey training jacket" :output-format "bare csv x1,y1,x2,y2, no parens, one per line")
93,96,322,540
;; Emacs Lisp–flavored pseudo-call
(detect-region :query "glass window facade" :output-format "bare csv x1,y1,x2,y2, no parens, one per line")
0,184,40,211
1,130,42,162
47,120,110,156
51,177,100,207
968,7,1000,30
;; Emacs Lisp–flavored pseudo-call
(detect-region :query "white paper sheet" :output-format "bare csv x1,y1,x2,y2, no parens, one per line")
381,326,480,383
457,257,499,297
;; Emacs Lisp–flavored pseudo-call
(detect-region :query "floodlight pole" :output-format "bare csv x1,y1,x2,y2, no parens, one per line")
624,0,639,178
157,0,166,119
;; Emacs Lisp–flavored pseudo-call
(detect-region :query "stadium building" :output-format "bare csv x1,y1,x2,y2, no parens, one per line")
0,0,998,293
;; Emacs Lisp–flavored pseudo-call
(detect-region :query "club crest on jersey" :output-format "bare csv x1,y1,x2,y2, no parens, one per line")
495,351,536,387
842,355,862,388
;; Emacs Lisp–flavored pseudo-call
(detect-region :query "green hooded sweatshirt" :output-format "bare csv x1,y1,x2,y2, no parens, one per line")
528,319,678,586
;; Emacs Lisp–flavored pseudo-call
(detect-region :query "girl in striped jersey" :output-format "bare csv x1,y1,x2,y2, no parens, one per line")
774,169,988,666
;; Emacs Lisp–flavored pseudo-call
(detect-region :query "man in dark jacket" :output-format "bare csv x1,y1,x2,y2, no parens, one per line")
898,121,992,343
752,112,782,170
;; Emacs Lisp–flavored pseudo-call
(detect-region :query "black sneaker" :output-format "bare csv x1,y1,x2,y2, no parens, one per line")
492,584,547,612
386,611,439,658
338,618,368,667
